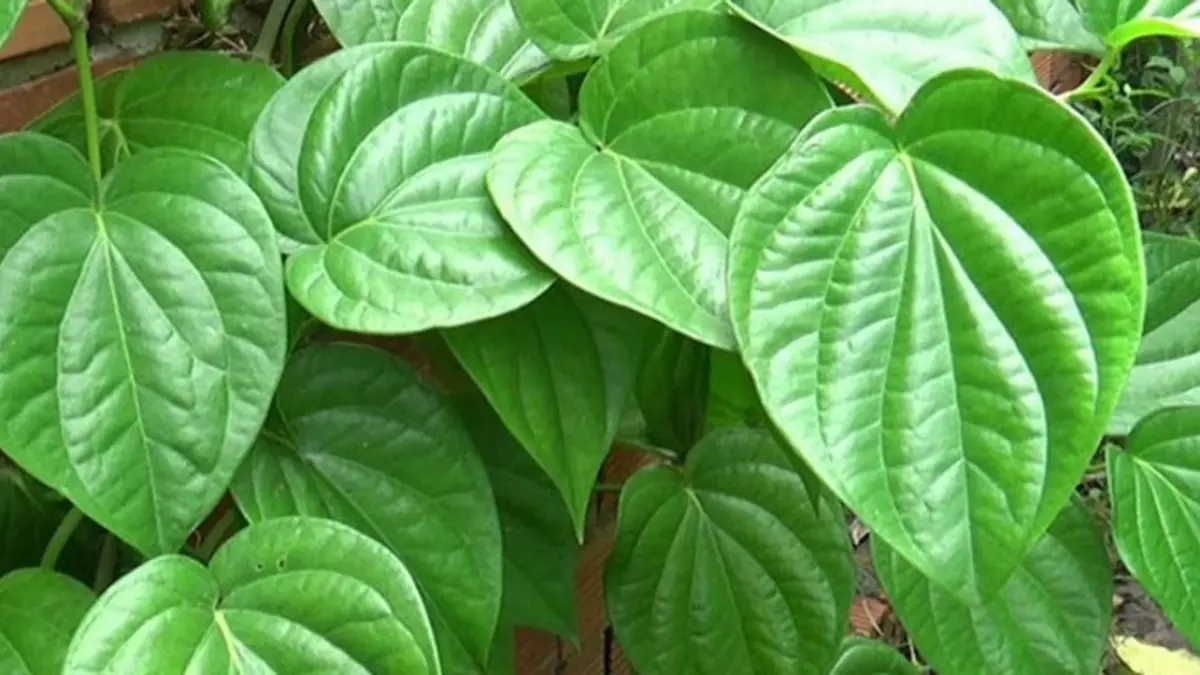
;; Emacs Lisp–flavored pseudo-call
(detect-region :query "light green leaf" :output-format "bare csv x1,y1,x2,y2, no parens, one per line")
636,329,710,451
729,70,1142,600
1079,0,1200,47
0,569,94,675
510,0,713,59
199,0,236,30
63,517,440,674
247,43,553,330
487,10,832,350
729,0,1035,113
0,134,286,556
0,0,28,50
829,637,920,675
606,428,854,675
230,342,502,668
990,0,1105,53
1109,406,1200,646
31,52,283,174
875,499,1112,675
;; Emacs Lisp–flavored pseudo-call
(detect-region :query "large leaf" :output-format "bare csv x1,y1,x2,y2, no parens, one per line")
1079,0,1200,47
0,0,28,50
510,0,712,59
606,428,854,675
875,499,1112,675
1109,406,1200,646
0,134,286,556
729,70,1143,600
487,10,832,350
1110,232,1200,434
247,43,553,330
829,638,920,675
230,342,502,668
990,0,1105,53
31,52,283,174
0,569,94,675
63,517,440,674
729,0,1034,113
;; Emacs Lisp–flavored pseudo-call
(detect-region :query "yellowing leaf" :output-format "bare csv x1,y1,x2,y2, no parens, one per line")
1114,636,1200,675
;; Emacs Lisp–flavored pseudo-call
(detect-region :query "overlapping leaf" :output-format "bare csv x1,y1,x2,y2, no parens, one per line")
510,0,712,59
488,10,832,350
990,0,1104,53
0,469,59,574
0,569,94,675
829,638,920,675
730,71,1142,600
0,134,286,556
1079,0,1200,47
636,329,710,451
875,499,1112,675
0,0,28,50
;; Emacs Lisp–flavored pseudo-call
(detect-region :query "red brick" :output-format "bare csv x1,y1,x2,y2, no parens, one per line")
1032,51,1087,94
0,54,135,131
93,0,179,23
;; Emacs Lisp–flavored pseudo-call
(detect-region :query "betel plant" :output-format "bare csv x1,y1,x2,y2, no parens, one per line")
1,0,1200,673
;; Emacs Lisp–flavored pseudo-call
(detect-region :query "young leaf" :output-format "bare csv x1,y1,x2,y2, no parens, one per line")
0,135,286,556
636,329,710,451
30,52,283,174
487,10,832,350
230,343,502,668
63,518,440,674
729,71,1142,600
874,499,1112,675
829,637,920,675
247,43,554,330
0,568,94,675
989,0,1105,54
510,0,713,59
1109,406,1200,647
606,428,854,675
1078,0,1200,47
0,0,28,50
728,0,1035,112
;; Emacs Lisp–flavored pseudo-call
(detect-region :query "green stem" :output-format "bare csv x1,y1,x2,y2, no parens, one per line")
1062,48,1120,103
594,483,623,494
197,508,241,561
68,24,103,184
279,0,311,76
253,0,294,63
41,507,85,570
93,534,118,594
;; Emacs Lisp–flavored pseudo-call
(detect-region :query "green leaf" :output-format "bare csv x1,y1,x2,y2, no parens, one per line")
311,0,550,80
510,0,713,59
990,0,1106,53
230,342,502,668
1109,406,1200,646
31,52,283,174
1111,232,1200,435
636,329,710,451
0,134,286,556
199,0,236,30
829,637,920,675
0,469,60,574
606,428,854,675
487,10,832,350
728,0,1035,113
445,285,644,537
705,349,765,433
729,70,1143,600
1079,0,1200,47
247,43,553,330
0,0,28,50
63,517,440,674
874,499,1112,675
0,568,94,675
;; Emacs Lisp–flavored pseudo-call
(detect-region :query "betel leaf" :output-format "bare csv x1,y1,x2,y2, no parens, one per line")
487,10,832,350
0,0,28,50
728,0,1034,113
63,517,441,674
312,0,550,81
989,0,1105,54
0,134,286,556
706,349,765,433
1109,406,1200,646
444,285,645,537
636,329,710,451
875,499,1112,675
1110,232,1200,435
31,52,283,174
510,0,713,60
606,428,854,675
246,43,553,330
0,569,94,675
1078,0,1200,47
229,342,502,668
729,70,1142,600
829,637,920,675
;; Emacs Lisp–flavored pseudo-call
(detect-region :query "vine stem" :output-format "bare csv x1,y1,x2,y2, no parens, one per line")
93,534,118,593
1061,48,1120,103
197,508,241,561
253,0,294,63
279,0,311,76
41,507,85,569
70,24,104,184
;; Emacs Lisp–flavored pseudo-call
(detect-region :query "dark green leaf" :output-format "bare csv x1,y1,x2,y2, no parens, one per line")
0,0,28,50
0,468,59,574
606,428,854,675
0,568,94,675
1078,0,1200,47
990,0,1105,53
510,0,713,59
705,349,764,433
829,637,920,675
636,330,710,452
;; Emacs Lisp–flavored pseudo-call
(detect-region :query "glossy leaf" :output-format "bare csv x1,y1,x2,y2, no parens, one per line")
990,0,1104,53
488,11,832,350
875,499,1112,675
729,0,1034,112
829,637,920,675
0,134,286,556
0,569,94,675
1079,0,1200,46
730,71,1142,600
636,330,710,452
63,517,440,674
0,0,28,50
510,0,712,59
1110,406,1200,646
606,428,854,675
230,342,502,668
31,52,283,174
247,43,553,330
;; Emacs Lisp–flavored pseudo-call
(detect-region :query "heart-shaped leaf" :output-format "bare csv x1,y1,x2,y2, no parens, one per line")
990,0,1105,53
1079,0,1200,47
1109,406,1200,646
0,0,28,50
247,43,553,330
829,638,920,675
729,0,1034,113
63,517,440,674
606,428,854,675
729,71,1142,600
230,342,502,668
31,52,283,174
875,499,1112,675
487,10,832,350
510,0,713,59
0,569,94,675
0,134,286,556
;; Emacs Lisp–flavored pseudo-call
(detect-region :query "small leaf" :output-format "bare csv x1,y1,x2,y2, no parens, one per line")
0,568,94,675
63,517,440,674
510,0,713,59
606,428,854,675
874,499,1112,675
829,637,920,675
0,0,29,50
636,329,710,451
990,0,1105,53
1114,635,1200,675
199,0,236,30
1078,0,1200,47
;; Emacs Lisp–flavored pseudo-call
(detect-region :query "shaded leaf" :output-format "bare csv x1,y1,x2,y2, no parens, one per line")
0,569,94,675
0,469,60,574
510,0,713,59
636,329,710,452
829,637,920,675
705,349,765,433
990,0,1104,53
1079,0,1200,47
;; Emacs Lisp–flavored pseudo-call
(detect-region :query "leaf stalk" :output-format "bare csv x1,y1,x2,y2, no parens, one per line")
41,507,84,570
